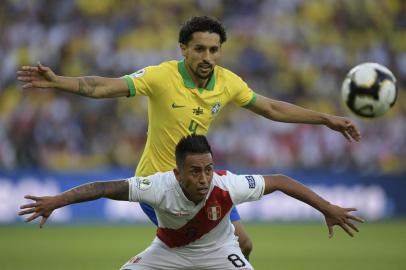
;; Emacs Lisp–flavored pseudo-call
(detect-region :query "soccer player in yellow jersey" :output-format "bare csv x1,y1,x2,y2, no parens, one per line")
17,16,361,259
123,58,258,177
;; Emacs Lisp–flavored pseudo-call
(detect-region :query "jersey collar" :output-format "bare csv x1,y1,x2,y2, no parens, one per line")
178,59,215,93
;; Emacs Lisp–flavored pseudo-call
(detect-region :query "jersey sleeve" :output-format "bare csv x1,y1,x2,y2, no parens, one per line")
122,65,164,97
128,175,160,207
229,74,257,108
220,171,265,205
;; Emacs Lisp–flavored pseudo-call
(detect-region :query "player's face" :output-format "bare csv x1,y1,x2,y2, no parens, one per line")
180,32,221,81
174,153,214,204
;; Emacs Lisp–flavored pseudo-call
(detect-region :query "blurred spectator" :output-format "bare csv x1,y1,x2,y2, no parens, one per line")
0,0,405,173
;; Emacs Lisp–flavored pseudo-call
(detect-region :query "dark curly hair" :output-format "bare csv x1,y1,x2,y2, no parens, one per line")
175,135,212,168
178,16,227,45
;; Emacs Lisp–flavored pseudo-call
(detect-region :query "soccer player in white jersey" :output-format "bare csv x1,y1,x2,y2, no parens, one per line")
17,16,363,258
19,135,363,270
16,17,362,181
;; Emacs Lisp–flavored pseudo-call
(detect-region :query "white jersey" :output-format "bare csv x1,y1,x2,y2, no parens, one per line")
128,170,265,251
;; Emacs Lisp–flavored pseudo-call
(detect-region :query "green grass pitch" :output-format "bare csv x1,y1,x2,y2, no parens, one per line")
1,220,405,270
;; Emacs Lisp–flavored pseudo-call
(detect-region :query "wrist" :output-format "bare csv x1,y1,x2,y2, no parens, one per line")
320,113,331,126
53,194,68,208
53,75,63,88
319,201,333,215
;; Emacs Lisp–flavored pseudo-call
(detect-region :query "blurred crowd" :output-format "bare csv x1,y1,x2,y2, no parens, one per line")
0,0,405,173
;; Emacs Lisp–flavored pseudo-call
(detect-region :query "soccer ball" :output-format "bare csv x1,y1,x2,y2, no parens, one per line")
341,62,398,118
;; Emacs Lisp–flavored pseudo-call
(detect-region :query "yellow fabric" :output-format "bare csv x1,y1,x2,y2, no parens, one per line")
126,60,256,176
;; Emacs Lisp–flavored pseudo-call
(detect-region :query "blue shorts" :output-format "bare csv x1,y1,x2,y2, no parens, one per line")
139,202,241,226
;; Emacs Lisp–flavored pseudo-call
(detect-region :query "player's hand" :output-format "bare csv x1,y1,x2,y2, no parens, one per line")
18,195,61,228
325,115,361,142
17,62,58,89
323,204,364,238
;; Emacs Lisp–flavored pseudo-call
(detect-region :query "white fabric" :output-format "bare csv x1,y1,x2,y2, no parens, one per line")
128,171,265,251
120,232,254,270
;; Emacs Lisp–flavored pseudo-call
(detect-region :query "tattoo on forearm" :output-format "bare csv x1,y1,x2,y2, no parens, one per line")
103,181,129,201
64,182,104,204
63,181,129,205
78,77,97,96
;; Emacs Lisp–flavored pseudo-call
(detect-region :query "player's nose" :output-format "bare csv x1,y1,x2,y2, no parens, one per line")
202,50,212,62
199,174,209,186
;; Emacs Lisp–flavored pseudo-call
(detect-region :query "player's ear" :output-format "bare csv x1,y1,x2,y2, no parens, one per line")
173,168,181,182
179,43,187,57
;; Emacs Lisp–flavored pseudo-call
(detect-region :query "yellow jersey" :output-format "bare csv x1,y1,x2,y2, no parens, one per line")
123,60,256,176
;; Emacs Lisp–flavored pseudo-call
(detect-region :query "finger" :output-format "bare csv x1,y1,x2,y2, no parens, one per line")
350,126,361,136
39,216,48,228
20,202,38,209
340,223,354,237
346,207,357,212
17,70,32,76
347,215,365,223
348,128,361,141
22,83,34,89
17,76,35,82
24,195,40,200
18,208,36,215
21,66,39,71
328,225,334,238
17,75,30,81
25,212,41,223
341,131,351,141
346,221,359,232
37,62,46,72
346,123,361,139
345,121,358,130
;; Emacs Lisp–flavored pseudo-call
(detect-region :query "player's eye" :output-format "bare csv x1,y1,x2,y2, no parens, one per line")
210,47,218,53
205,167,213,174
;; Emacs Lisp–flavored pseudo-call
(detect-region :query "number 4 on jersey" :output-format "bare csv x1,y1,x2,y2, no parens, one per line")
188,120,199,135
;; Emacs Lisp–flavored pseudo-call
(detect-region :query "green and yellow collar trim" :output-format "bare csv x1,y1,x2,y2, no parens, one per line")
178,59,215,93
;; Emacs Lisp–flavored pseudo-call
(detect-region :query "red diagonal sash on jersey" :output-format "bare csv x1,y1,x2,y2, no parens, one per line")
215,170,227,176
156,186,233,248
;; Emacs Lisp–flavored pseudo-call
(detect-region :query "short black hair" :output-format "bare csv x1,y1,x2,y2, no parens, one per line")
178,16,227,45
175,135,212,167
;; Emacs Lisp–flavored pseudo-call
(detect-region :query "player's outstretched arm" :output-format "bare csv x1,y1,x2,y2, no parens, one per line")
263,174,364,238
17,62,129,98
248,94,361,142
18,180,129,228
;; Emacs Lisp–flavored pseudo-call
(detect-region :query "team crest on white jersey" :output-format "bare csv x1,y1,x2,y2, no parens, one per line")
135,177,152,191
211,102,221,114
130,68,145,78
207,205,221,221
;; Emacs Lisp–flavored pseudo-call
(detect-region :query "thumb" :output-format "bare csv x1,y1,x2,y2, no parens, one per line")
37,62,46,72
39,215,49,229
328,225,334,239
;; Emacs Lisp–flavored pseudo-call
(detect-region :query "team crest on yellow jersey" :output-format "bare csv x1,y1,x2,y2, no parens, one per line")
130,69,145,78
211,102,221,114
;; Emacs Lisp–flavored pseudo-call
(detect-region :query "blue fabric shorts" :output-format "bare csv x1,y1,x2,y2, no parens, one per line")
139,202,241,226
